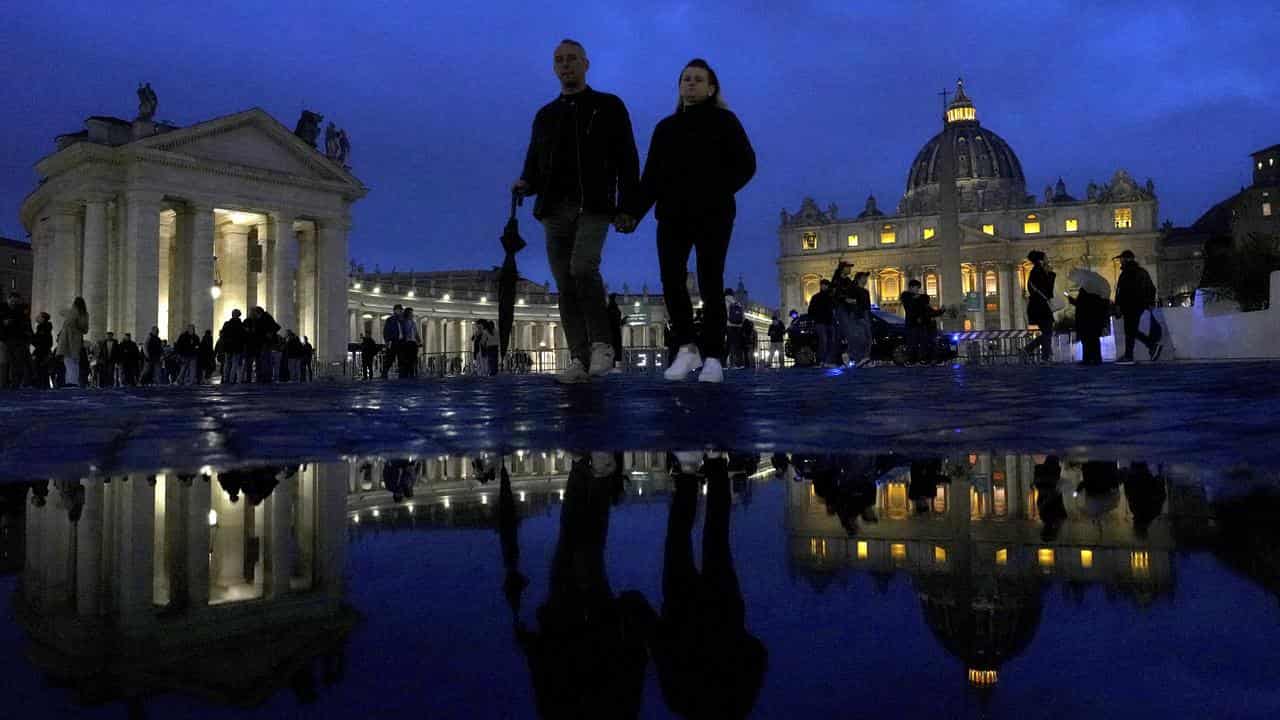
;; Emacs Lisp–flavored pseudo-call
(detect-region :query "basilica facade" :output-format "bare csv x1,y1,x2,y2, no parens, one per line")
19,92,366,371
776,82,1162,330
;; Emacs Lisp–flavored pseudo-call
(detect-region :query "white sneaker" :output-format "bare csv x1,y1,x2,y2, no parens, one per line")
588,342,615,377
664,344,702,381
698,358,724,383
555,359,591,384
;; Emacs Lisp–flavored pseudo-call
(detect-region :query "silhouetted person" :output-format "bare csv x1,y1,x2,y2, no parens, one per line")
1034,456,1067,541
909,458,947,514
1124,462,1166,538
498,464,529,623
653,453,766,719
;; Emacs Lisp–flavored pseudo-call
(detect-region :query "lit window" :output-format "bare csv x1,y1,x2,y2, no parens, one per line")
934,546,947,564
801,232,818,251
925,274,938,297
1023,213,1041,235
1037,548,1055,569
1131,551,1150,578
1080,549,1094,569
946,106,976,123
982,224,995,235
1065,218,1079,232
880,225,897,244
995,548,1008,566
922,227,935,240
847,233,859,247
891,543,907,563
1264,202,1272,217
1114,207,1133,229
984,271,998,296
880,272,900,299
856,541,868,560
801,274,821,304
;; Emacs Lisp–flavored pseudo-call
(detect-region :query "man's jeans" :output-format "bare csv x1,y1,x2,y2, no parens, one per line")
542,202,611,363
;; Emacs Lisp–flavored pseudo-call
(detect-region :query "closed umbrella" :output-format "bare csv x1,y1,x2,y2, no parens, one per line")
498,192,527,364
1068,268,1111,298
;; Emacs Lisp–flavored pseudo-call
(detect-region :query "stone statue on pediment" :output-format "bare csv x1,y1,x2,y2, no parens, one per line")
827,202,839,221
1086,180,1099,201
294,110,324,148
337,129,351,165
324,122,340,159
1145,178,1155,197
136,83,158,120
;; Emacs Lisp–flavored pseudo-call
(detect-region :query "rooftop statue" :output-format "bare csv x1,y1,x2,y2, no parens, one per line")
136,82,158,121
294,110,324,148
324,122,340,159
337,128,351,165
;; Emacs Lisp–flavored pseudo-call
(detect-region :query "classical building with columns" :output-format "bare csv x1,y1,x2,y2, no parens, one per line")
776,81,1160,331
346,269,777,369
19,102,366,369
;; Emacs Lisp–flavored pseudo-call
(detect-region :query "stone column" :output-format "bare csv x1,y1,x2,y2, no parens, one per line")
271,212,299,333
116,475,156,629
315,217,350,370
868,271,880,306
970,264,987,331
124,191,162,342
186,203,215,332
997,264,1014,330
76,481,105,616
48,208,80,336
1012,273,1027,329
82,199,110,340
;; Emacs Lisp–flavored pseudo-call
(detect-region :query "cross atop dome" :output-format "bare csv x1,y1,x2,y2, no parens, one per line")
946,78,977,125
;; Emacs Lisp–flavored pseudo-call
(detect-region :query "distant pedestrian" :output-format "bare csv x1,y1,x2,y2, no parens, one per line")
1023,250,1057,361
284,330,304,382
767,312,786,368
175,324,200,384
95,331,118,387
1,291,32,388
807,279,835,367
382,304,403,378
1068,281,1109,366
725,288,745,368
56,297,88,387
118,332,140,386
397,307,419,378
199,330,215,382
219,309,246,383
360,334,377,379
625,58,756,383
840,270,873,367
900,279,943,365
143,326,164,384
302,336,315,380
1113,249,1162,365
32,312,53,388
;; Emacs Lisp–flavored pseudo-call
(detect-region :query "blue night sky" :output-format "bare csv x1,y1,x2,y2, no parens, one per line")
1,1,1276,304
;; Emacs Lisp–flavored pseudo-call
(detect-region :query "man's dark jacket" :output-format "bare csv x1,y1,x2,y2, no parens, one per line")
1027,266,1056,318
628,102,756,223
219,317,246,354
901,291,943,329
382,314,402,345
145,335,163,361
520,87,640,220
175,332,199,358
807,291,834,325
0,303,31,345
768,320,786,343
33,321,53,357
1115,263,1156,315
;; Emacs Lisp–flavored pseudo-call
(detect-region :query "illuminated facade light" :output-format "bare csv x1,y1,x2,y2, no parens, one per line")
1131,551,1150,577
879,225,896,244
934,546,947,564
479,296,487,303
443,497,451,509
210,285,222,299
968,669,998,687
891,543,907,563
982,224,995,235
947,106,977,124
353,282,362,290
1065,218,1079,232
207,509,218,527
847,233,859,247
372,509,380,518
856,540,868,560
1023,214,1041,234
995,548,1008,566
1080,549,1094,569
442,293,451,301
922,227,935,240
407,290,415,298
372,286,381,294
1113,207,1133,229
519,492,526,502
1038,548,1055,569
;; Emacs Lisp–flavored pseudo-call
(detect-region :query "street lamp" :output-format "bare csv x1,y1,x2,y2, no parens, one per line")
210,255,223,299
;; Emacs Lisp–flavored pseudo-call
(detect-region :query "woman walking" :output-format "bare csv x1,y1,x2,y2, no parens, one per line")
624,58,756,383
1023,250,1057,361
834,267,873,367
56,297,88,387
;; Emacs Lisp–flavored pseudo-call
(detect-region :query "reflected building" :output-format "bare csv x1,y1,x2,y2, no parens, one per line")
786,453,1190,688
14,470,354,708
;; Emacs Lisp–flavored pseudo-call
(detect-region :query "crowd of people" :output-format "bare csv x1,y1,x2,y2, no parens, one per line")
0,291,316,389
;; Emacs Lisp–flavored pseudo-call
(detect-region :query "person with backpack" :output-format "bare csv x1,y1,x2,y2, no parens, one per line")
1113,249,1163,364
806,279,835,367
724,288,745,368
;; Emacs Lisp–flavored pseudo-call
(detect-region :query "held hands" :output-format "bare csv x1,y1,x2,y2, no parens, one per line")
613,212,638,234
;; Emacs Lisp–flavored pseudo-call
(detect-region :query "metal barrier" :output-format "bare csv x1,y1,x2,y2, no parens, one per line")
947,329,1042,365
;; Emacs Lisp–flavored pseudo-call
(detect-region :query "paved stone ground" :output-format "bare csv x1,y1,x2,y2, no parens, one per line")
3,362,1278,480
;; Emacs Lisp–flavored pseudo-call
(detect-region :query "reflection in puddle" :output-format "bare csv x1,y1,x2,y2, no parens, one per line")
1,451,1279,717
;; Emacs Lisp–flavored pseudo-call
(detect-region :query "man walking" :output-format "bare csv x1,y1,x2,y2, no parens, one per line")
382,304,403,379
807,280,835,367
725,289,745,368
767,312,786,368
398,307,420,378
514,38,640,383
219,309,246,383
96,331,119,387
1114,249,1163,364
118,332,140,386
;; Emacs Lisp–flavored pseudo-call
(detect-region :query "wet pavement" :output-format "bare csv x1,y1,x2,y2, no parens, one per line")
3,361,1279,481
2,450,1280,719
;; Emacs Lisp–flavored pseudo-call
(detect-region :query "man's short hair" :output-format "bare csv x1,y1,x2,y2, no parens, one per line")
819,279,830,286
558,38,586,56
908,279,922,288
393,304,404,311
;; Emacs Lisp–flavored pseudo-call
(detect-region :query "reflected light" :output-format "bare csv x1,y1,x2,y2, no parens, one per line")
207,509,218,527
856,541,868,560
519,492,526,502
443,497,451,509
1080,549,1094,569
372,509,380,518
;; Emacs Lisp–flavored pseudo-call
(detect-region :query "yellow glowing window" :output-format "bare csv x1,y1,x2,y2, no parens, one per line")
934,546,947,564
801,231,818,250
947,106,976,123
969,669,998,687
925,274,938,297
847,233,859,247
810,537,828,558
880,273,900,299
1080,549,1094,569
891,543,907,562
856,541,868,560
995,548,1008,566
984,271,998,295
1023,214,1041,234
886,482,908,520
1114,207,1133,229
880,225,897,244
1264,202,1272,217
1065,218,1079,232
1131,551,1150,577
922,227,935,240
933,484,947,513
1037,548,1055,569
982,223,995,235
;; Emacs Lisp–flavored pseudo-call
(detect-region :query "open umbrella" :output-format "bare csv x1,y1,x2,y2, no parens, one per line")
498,192,527,364
1068,268,1111,298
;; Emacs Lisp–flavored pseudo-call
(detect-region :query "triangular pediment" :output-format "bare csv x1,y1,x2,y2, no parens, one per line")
136,109,363,190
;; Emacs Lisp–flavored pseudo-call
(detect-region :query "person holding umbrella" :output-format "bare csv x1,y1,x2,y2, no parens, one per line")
1067,268,1112,366
513,39,641,384
623,58,757,383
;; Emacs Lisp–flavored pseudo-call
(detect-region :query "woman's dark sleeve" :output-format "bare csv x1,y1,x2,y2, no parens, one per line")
628,122,663,221
722,110,756,193
519,113,542,195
